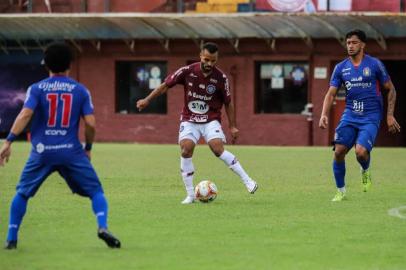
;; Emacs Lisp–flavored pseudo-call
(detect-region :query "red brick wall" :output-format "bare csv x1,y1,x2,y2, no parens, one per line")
68,38,406,145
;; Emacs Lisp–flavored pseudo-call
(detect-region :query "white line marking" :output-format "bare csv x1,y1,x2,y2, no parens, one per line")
388,205,406,219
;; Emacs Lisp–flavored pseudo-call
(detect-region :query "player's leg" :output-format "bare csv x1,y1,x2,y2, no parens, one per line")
178,122,199,204
355,123,379,192
204,121,257,194
331,121,356,201
5,157,53,249
58,156,120,248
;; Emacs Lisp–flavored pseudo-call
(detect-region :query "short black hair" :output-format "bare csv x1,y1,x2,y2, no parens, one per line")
44,42,73,73
345,29,367,43
201,42,218,54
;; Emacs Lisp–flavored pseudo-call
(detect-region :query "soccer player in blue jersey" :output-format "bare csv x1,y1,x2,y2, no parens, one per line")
0,42,121,249
319,29,401,201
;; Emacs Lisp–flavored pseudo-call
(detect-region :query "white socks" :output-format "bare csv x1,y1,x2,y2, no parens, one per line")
181,157,195,197
219,150,252,185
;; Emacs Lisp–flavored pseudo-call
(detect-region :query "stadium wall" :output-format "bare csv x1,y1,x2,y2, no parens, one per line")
67,38,405,146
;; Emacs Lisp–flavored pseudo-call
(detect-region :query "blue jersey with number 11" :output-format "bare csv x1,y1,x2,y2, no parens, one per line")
23,76,94,159
330,54,390,124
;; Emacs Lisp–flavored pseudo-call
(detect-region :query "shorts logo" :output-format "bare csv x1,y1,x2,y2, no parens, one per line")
206,84,216,94
179,125,185,132
363,67,371,77
36,143,45,154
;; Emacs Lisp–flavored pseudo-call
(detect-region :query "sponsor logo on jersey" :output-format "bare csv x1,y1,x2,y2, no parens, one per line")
188,82,193,87
189,73,198,78
344,81,372,91
39,81,76,92
206,84,216,94
190,114,208,123
341,67,351,72
45,129,67,136
199,84,205,89
36,143,45,154
188,100,209,114
210,78,218,83
187,91,213,101
350,76,363,82
363,67,371,77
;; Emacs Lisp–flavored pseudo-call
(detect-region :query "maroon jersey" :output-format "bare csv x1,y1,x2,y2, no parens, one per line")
164,62,231,123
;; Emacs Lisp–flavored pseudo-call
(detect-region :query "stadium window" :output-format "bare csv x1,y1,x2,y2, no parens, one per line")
255,62,309,114
116,61,167,114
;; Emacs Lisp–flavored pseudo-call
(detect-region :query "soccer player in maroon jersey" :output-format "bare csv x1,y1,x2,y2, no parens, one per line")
137,42,258,204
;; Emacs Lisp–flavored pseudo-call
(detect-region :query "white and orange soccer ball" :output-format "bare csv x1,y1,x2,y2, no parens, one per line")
194,180,218,203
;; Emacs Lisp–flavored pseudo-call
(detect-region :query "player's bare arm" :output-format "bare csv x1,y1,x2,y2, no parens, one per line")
224,102,239,143
383,80,401,134
83,114,96,159
136,83,170,111
319,86,338,129
0,108,33,166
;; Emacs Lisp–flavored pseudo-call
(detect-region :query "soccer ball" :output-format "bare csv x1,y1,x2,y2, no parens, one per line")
194,180,218,203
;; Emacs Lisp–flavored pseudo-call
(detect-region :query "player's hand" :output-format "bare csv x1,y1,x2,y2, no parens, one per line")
136,99,150,111
319,115,328,129
0,142,11,167
229,126,239,144
387,115,401,134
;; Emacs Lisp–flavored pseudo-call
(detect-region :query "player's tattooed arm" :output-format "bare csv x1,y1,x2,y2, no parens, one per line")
383,80,401,133
319,86,338,129
136,83,169,111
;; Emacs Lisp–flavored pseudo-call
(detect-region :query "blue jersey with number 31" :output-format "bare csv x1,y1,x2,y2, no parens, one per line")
330,54,390,124
24,76,94,159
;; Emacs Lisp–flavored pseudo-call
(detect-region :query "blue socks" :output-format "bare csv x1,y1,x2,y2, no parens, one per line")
91,192,108,229
333,160,346,189
7,193,28,242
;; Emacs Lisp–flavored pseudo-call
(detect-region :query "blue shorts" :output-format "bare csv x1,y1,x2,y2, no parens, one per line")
333,120,379,152
17,154,103,198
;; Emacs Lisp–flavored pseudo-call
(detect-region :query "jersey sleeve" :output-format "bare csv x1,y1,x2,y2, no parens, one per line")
221,75,232,105
375,59,390,84
329,64,342,88
164,66,189,87
23,86,39,110
81,88,94,116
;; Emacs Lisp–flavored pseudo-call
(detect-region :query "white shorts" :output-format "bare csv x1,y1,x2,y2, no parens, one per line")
178,120,226,144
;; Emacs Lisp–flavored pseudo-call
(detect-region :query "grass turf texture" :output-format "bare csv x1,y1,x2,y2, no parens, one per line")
0,143,405,270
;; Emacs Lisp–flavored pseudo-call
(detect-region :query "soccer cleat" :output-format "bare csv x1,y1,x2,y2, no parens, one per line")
331,190,346,202
247,180,258,194
181,196,195,204
361,169,372,192
4,240,17,250
97,229,121,248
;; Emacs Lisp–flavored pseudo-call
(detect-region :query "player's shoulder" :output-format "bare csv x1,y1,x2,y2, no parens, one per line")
213,66,228,81
335,58,351,69
364,54,383,66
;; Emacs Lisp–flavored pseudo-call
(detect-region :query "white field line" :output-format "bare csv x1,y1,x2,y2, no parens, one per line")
388,205,406,220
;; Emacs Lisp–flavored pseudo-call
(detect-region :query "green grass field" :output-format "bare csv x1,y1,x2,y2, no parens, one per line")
0,143,405,270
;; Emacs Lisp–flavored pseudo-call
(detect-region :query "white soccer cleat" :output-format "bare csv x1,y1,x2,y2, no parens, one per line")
181,196,195,204
246,180,258,194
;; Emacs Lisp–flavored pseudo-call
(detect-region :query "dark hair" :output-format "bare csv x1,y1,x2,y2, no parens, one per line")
345,29,367,43
44,42,73,73
201,42,218,54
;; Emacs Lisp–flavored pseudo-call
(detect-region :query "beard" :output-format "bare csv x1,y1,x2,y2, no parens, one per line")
201,62,213,73
348,48,361,57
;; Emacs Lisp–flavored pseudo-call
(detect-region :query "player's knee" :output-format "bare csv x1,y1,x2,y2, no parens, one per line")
355,148,369,161
334,150,346,161
181,147,193,158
